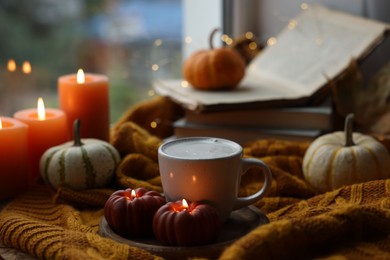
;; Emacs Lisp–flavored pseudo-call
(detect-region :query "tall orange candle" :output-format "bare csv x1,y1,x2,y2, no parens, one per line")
14,98,68,184
58,69,110,141
0,117,29,200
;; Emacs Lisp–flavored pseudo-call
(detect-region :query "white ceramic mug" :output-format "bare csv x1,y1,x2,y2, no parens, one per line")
158,137,272,222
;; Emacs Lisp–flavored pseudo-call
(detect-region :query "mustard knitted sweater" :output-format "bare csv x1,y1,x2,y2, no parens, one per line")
2,97,390,260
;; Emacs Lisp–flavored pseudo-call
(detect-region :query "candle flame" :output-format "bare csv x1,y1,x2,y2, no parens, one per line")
0,118,2,129
182,199,188,209
22,61,32,74
37,97,46,120
131,189,136,199
77,69,85,84
7,59,16,72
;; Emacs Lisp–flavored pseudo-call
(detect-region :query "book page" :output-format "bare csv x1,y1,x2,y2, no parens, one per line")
154,76,304,111
253,4,390,93
154,4,390,111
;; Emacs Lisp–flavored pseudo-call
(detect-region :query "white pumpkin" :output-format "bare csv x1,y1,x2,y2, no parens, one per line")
40,119,121,190
303,114,390,193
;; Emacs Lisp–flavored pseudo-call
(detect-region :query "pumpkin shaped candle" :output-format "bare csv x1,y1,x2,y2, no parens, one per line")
303,114,390,192
40,119,120,190
183,28,246,90
104,188,166,238
153,199,221,246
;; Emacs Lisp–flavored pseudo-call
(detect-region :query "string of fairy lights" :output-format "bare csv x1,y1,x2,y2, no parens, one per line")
146,2,318,131
149,2,314,87
2,3,315,131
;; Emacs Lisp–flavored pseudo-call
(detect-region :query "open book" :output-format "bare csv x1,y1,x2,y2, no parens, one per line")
154,4,390,112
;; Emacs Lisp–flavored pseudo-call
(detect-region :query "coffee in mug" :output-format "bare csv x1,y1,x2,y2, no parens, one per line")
158,137,272,222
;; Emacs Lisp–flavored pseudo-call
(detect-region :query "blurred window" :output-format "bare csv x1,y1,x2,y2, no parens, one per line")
0,0,183,122
2,0,389,124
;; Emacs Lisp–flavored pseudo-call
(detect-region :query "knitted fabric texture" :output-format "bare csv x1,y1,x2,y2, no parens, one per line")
1,97,390,259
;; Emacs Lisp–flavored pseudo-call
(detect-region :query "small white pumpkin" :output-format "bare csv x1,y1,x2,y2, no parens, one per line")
40,119,121,190
303,114,390,193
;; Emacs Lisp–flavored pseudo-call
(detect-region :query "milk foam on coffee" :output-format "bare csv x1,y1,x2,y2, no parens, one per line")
162,138,240,159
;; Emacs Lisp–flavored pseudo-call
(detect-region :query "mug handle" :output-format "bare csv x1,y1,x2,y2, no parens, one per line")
233,157,272,210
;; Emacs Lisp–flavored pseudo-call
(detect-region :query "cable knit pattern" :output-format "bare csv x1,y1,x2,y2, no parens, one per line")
221,180,390,260
2,97,390,259
0,187,161,259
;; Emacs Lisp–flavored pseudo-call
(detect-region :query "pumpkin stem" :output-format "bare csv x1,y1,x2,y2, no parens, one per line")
209,28,220,50
344,113,355,147
73,119,84,146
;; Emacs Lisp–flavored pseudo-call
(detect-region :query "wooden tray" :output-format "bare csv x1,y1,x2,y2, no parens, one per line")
99,206,269,259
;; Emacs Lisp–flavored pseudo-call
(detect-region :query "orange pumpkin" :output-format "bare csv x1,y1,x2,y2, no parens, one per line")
183,29,246,90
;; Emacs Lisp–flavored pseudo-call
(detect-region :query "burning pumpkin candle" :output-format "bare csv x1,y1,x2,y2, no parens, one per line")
0,117,29,200
104,188,166,238
153,199,221,246
14,98,68,184
58,69,110,141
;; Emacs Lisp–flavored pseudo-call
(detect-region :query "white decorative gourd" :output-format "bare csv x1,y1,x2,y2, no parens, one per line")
40,119,120,190
303,114,390,192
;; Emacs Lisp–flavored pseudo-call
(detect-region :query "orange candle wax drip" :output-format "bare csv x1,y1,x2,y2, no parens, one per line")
0,117,29,199
58,69,110,141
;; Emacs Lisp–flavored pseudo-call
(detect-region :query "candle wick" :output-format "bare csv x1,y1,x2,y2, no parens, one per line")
73,119,84,146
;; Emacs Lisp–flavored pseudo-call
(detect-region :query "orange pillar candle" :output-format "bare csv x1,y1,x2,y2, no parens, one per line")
58,69,110,141
14,98,68,184
0,117,29,200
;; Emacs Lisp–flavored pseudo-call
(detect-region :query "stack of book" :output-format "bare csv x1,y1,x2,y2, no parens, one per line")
172,106,333,144
154,4,390,144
